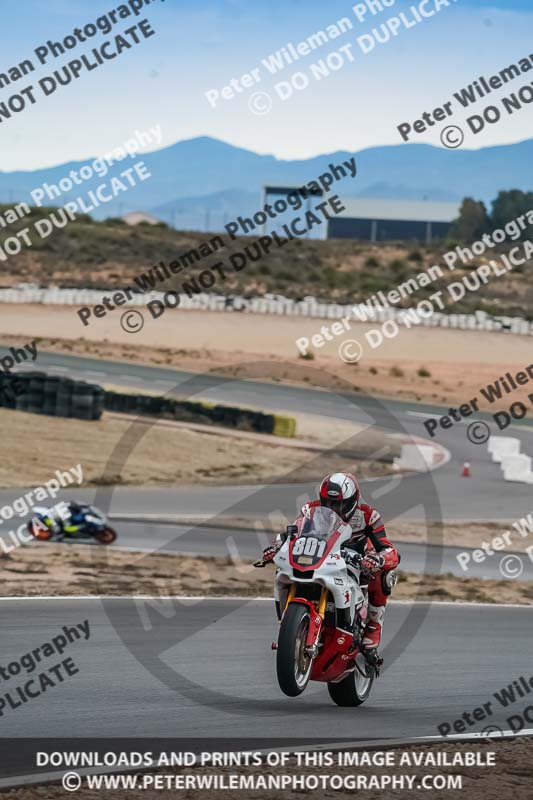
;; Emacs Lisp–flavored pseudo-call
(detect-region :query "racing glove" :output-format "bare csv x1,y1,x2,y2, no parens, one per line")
262,544,279,563
361,552,385,576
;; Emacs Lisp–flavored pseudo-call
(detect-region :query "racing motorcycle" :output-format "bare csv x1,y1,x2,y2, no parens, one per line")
27,504,117,545
255,505,380,706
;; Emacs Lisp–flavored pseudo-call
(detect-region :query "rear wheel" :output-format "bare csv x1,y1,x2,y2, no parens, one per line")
27,520,53,541
327,653,374,706
276,604,313,697
94,527,117,545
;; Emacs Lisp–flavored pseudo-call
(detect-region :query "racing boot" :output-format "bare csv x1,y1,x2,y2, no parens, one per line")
362,603,385,651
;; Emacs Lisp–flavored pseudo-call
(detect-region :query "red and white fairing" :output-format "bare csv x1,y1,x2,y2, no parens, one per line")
274,506,365,630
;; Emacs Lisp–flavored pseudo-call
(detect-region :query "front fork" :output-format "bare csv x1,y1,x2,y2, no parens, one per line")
304,587,328,652
278,585,329,653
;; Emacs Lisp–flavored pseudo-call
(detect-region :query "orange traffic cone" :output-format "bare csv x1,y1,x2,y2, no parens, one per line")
462,462,471,477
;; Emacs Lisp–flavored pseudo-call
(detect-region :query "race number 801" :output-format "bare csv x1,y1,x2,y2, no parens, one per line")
292,536,327,558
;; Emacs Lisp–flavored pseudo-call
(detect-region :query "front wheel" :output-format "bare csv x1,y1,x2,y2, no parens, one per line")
94,527,117,545
276,603,313,697
327,653,375,706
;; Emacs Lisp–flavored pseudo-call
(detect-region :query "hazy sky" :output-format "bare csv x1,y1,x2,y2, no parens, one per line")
2,0,532,169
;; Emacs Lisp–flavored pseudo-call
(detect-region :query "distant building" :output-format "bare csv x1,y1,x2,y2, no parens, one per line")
121,211,161,226
327,198,461,243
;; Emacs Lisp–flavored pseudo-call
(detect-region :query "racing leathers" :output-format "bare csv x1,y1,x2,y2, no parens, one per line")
45,502,92,536
60,502,91,534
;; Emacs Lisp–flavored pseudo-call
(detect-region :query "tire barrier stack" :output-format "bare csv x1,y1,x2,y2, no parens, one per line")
272,415,297,438
0,372,104,420
0,372,295,434
1,286,532,337
104,389,297,437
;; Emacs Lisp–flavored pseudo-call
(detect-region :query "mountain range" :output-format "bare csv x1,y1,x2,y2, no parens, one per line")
2,135,532,232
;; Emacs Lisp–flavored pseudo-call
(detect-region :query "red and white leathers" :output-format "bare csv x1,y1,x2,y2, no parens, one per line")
271,499,400,650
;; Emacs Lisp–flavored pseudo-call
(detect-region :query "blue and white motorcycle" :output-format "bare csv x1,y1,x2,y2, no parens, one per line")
28,503,117,545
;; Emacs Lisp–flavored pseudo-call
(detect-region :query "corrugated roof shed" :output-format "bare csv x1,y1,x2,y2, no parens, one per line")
337,198,460,223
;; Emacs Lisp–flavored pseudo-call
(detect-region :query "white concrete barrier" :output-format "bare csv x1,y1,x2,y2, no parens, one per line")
393,443,436,472
488,436,521,463
501,454,533,484
501,454,532,474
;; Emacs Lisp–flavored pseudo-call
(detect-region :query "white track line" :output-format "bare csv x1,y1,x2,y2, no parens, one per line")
109,514,212,521
407,411,533,433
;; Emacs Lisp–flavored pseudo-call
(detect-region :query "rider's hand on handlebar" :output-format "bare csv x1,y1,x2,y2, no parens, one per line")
361,551,385,576
262,544,278,563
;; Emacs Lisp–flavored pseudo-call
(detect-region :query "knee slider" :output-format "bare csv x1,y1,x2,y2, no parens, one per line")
381,569,398,596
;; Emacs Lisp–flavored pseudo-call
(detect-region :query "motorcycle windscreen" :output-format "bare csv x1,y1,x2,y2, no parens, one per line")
299,506,343,539
290,506,344,569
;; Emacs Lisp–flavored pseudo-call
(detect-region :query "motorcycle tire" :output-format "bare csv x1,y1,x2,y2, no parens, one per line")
27,520,53,541
94,527,117,545
276,603,313,697
327,656,375,706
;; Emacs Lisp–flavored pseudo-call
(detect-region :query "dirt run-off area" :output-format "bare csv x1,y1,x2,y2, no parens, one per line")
0,406,401,489
2,306,533,409
1,541,532,605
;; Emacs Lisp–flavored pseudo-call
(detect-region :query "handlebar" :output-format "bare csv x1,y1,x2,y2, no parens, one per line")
341,548,362,563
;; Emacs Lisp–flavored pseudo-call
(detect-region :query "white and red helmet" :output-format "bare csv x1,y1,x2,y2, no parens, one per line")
319,472,360,521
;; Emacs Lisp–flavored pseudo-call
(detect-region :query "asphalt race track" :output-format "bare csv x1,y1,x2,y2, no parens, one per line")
3,598,533,744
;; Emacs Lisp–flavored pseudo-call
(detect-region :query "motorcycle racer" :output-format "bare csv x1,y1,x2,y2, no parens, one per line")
263,472,400,653
59,502,92,535
36,501,98,537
